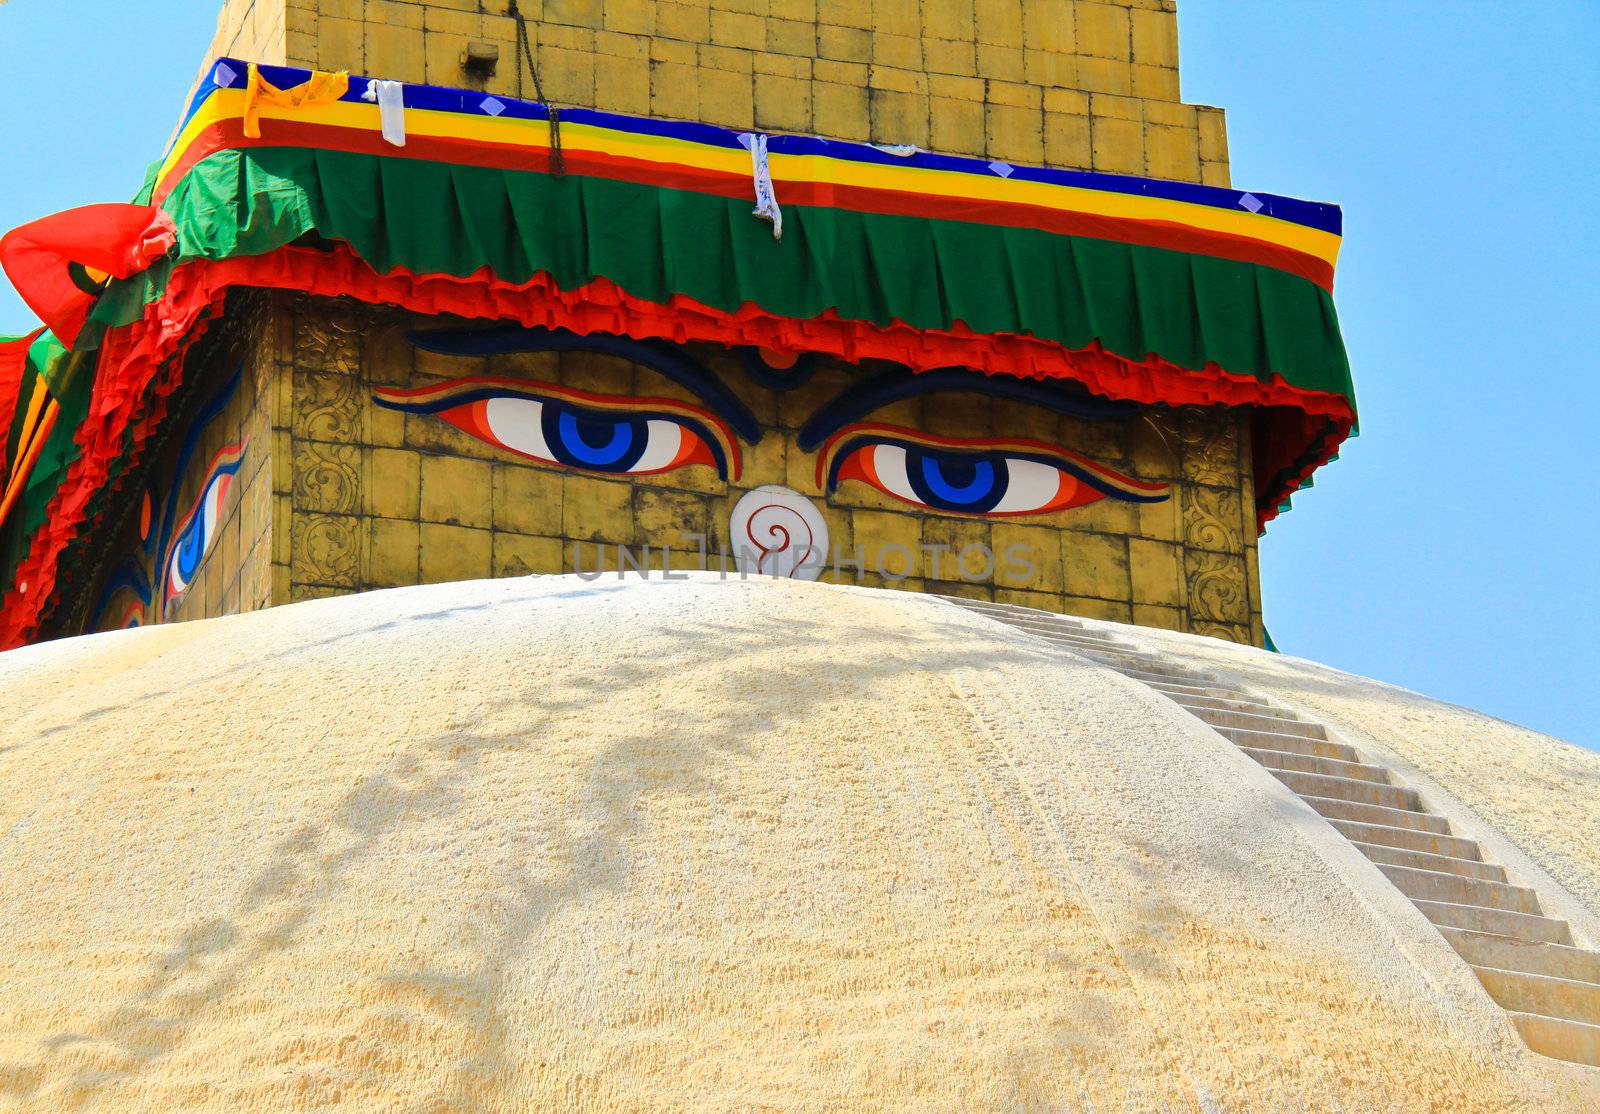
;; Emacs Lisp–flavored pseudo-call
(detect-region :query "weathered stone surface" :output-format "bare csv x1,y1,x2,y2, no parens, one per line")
0,577,1593,1110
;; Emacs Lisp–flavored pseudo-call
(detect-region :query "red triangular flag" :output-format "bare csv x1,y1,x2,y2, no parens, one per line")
0,204,177,348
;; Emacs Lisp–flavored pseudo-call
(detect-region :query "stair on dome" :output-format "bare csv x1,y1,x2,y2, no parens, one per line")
938,595,1600,1068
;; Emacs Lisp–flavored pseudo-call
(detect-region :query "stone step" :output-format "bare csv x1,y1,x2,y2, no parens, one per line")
1032,635,1154,662
1241,747,1392,784
989,611,1110,634
993,616,1106,640
1044,633,1145,657
1186,707,1327,740
1329,819,1482,861
1100,658,1205,682
1077,653,1198,681
1412,899,1572,946
1120,673,1232,697
1174,692,1294,718
1007,639,1160,675
1352,841,1506,883
1001,623,1141,654
942,598,1084,629
1053,628,1129,645
1214,728,1360,763
1300,795,1451,834
1508,1012,1600,1068
950,609,1087,636
1273,770,1422,812
1034,635,1150,657
938,595,1037,613
1442,929,1600,987
947,583,1600,1066
1378,864,1542,916
1475,967,1600,1028
941,592,1600,1065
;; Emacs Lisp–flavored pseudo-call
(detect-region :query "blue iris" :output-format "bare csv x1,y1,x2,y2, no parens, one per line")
172,514,207,584
920,455,994,502
545,404,648,472
907,448,1007,513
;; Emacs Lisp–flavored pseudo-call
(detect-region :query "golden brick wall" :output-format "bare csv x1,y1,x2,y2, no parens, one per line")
207,0,290,69
73,284,1263,643
258,295,1260,640
95,0,1260,643
173,341,277,624
205,0,1229,185
72,303,276,633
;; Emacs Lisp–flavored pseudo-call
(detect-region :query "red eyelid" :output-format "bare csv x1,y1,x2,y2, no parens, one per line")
835,445,880,491
1032,475,1098,515
665,431,716,473
419,382,741,480
437,399,716,474
439,401,498,446
816,421,1168,498
835,443,1107,517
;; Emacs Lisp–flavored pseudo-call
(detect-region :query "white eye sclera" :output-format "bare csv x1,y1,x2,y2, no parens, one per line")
857,442,1075,516
166,459,241,601
480,396,691,475
375,378,740,482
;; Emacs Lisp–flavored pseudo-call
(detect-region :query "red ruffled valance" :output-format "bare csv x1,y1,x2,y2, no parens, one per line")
0,244,1352,648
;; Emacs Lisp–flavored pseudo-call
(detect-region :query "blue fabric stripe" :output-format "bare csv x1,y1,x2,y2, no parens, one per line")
187,58,1342,236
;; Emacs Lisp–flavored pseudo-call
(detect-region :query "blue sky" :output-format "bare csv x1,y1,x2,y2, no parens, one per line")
1,2,1596,746
1181,1,1600,747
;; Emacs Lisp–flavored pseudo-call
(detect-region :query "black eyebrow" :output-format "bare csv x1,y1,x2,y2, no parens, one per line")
407,326,762,443
797,367,1138,451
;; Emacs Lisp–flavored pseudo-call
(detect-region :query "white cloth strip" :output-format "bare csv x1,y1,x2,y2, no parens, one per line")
746,132,783,241
362,80,407,147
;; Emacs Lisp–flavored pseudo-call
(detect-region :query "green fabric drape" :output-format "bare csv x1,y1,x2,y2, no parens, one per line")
0,367,90,589
155,147,1355,406
28,330,70,399
4,143,1359,617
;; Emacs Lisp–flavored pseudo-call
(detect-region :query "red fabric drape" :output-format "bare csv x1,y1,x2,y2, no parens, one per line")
0,205,177,348
0,327,46,478
0,244,1355,648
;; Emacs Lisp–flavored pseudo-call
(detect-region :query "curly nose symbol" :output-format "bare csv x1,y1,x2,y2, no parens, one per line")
728,485,829,581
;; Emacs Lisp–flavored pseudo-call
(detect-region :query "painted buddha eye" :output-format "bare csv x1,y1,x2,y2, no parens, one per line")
818,424,1168,516
374,378,742,480
90,562,152,632
164,442,245,602
481,397,702,474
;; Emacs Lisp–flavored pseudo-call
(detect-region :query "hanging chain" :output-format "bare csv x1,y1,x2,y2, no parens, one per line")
507,0,564,176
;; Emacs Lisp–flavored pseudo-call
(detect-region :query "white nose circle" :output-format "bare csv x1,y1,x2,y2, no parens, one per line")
728,486,829,581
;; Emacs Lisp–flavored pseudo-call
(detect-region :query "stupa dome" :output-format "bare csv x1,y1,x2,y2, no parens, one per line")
0,574,1596,1110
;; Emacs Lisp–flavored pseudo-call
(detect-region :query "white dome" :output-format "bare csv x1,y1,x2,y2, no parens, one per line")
0,574,1595,1110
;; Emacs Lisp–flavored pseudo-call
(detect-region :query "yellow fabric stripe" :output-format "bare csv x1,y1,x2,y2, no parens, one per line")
158,92,1340,267
0,397,58,528
7,378,49,488
769,149,1340,264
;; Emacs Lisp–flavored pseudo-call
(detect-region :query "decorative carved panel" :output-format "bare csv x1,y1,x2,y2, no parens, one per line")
1182,486,1242,553
1167,408,1238,487
292,302,363,376
1185,549,1249,624
291,513,361,587
292,368,362,443
1192,621,1252,644
292,440,361,515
